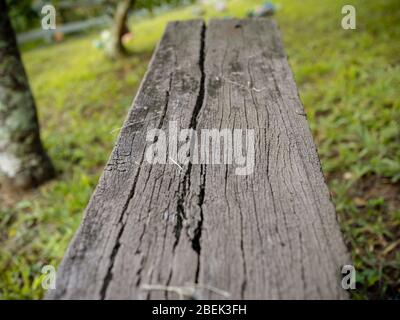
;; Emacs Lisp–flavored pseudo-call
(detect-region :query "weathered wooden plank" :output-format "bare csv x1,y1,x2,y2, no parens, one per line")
46,19,206,300
188,19,350,299
47,18,350,300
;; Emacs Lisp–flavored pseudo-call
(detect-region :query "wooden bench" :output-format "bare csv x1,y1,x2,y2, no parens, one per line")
47,19,350,300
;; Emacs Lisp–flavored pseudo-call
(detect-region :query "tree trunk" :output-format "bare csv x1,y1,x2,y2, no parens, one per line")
0,0,55,190
105,0,135,59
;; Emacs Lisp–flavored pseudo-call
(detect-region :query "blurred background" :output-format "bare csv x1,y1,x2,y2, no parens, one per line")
0,0,399,299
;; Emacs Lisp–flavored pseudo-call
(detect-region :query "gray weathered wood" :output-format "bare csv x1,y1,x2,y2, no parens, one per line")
46,19,350,300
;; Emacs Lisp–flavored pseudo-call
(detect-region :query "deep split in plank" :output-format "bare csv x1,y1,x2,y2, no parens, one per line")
46,18,350,300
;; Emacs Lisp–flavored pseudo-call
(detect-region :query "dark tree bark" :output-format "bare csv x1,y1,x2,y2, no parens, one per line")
105,0,135,59
0,0,55,190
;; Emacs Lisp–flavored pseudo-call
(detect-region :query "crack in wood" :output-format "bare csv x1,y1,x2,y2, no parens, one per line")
173,22,206,283
193,164,206,284
99,149,146,299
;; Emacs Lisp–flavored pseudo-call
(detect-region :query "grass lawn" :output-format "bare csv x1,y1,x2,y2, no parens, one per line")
0,0,399,299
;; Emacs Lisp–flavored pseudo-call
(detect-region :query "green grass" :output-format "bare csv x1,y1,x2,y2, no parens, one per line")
0,0,399,299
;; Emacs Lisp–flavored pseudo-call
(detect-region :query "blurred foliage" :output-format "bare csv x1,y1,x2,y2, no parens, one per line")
0,0,399,299
6,0,194,32
6,0,39,32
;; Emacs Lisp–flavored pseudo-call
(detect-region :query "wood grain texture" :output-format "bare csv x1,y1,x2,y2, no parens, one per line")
46,19,350,300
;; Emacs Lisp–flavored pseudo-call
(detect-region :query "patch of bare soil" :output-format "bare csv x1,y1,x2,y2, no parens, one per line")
0,182,36,208
354,175,400,212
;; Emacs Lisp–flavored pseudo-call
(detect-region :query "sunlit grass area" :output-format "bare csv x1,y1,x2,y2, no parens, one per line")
0,0,399,299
